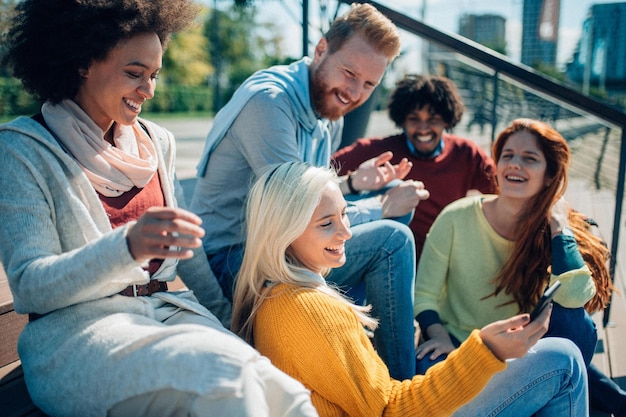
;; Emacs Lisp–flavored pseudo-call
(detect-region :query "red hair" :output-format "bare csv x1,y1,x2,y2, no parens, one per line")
490,119,612,313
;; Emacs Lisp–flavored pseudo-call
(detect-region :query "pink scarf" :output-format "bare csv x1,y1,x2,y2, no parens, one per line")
42,99,158,197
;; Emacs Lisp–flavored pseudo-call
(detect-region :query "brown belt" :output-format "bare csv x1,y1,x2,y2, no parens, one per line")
119,280,168,297
28,281,169,322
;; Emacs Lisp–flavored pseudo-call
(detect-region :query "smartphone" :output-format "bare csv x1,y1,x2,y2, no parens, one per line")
530,280,561,321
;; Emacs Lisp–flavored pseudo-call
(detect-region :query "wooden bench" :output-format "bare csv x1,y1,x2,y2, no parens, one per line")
0,298,46,417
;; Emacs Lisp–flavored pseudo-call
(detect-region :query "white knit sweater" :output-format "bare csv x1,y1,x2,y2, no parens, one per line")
0,116,249,417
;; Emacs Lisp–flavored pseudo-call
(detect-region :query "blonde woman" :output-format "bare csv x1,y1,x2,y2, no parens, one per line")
232,161,587,417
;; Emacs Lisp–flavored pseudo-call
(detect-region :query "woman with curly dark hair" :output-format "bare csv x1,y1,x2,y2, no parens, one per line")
0,1,317,416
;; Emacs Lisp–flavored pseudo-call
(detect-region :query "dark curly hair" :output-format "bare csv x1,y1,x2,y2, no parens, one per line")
2,0,200,104
387,74,465,130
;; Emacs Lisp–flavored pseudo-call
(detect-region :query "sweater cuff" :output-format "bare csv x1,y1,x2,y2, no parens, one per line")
551,234,585,275
416,310,442,334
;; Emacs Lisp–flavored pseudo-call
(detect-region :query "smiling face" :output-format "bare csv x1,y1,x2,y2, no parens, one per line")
496,130,549,201
403,104,448,155
309,35,388,121
288,181,352,274
74,32,162,135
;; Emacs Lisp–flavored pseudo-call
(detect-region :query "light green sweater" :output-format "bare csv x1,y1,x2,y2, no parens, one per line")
414,195,596,343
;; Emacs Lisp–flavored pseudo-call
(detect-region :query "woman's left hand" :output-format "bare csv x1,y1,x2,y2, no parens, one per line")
549,197,570,237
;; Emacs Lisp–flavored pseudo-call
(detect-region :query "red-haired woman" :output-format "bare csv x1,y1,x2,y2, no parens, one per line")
414,118,623,416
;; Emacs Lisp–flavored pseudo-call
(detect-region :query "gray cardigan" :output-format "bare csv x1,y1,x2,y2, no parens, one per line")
0,116,246,416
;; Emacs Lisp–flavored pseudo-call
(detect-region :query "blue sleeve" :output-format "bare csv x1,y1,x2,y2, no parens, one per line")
551,234,585,275
416,310,442,336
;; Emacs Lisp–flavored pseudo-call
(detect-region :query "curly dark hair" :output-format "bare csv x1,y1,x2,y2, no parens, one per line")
387,74,465,130
2,0,200,104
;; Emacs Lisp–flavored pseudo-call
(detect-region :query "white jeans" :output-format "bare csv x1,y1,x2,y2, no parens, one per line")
108,307,318,417
107,361,318,417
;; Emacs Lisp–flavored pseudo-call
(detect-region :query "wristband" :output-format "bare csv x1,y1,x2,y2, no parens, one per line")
346,172,358,194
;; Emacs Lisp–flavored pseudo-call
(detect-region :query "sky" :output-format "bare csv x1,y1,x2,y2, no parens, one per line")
257,0,621,72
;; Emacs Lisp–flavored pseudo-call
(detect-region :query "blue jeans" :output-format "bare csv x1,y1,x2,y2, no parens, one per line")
544,305,626,415
453,337,588,417
417,304,598,373
209,219,417,381
208,244,245,302
418,304,619,414
545,304,597,366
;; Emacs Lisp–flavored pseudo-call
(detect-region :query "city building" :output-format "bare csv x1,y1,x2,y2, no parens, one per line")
459,13,507,55
566,2,626,91
521,0,560,68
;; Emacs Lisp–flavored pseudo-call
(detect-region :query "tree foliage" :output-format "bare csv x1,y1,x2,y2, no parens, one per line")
0,1,291,115
204,3,290,109
162,10,213,86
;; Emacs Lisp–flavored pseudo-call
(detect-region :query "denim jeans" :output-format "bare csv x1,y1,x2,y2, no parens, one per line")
417,303,621,415
208,244,245,302
209,219,417,381
545,304,597,366
544,305,626,415
453,337,588,417
417,304,597,372
417,304,597,360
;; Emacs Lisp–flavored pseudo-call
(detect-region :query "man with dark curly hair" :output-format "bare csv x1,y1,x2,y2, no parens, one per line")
0,1,318,416
333,74,496,259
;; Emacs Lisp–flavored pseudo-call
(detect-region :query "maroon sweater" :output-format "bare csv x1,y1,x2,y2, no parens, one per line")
332,133,496,258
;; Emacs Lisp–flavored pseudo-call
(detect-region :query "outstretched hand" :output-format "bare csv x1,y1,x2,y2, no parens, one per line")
479,303,552,361
126,207,205,264
351,151,412,191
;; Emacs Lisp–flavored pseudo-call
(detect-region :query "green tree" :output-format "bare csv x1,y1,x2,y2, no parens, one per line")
0,0,19,77
162,11,213,86
205,3,287,111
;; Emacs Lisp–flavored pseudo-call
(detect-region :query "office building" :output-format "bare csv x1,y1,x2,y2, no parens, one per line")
566,2,626,90
521,0,560,68
459,13,507,55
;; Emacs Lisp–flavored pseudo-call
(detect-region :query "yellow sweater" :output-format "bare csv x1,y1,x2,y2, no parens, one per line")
254,284,506,417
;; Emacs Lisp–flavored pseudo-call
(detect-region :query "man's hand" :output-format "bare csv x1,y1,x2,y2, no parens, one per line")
380,180,430,218
350,151,412,192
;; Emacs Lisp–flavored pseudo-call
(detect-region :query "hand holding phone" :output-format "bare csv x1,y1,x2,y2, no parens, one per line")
530,280,561,321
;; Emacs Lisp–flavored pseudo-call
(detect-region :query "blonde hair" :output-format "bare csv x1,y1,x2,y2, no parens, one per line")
231,162,377,344
325,3,401,62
